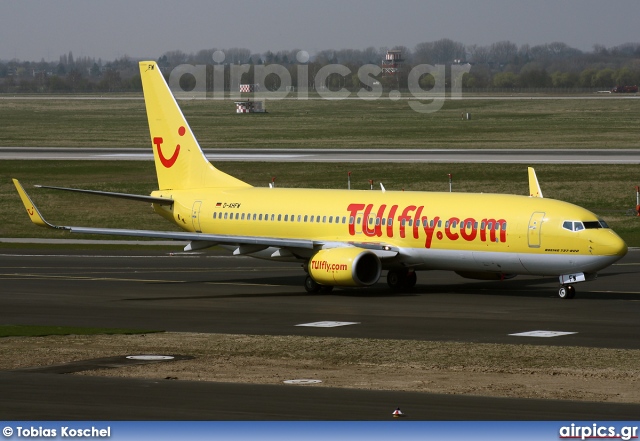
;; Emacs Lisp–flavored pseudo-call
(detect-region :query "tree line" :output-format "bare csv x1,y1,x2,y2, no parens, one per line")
1,39,639,93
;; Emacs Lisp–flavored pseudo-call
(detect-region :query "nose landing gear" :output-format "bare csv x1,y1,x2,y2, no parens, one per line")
558,285,575,299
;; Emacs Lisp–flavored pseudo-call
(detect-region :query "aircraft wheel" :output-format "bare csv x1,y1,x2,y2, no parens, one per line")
304,276,321,293
558,285,575,299
404,271,417,289
387,269,406,291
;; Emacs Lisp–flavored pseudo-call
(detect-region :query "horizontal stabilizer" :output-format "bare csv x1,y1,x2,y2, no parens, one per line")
35,185,174,205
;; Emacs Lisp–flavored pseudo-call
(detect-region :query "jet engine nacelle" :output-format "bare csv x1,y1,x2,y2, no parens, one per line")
309,248,381,287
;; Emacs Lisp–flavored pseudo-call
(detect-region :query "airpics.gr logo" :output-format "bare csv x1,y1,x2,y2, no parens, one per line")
168,50,471,114
153,126,185,168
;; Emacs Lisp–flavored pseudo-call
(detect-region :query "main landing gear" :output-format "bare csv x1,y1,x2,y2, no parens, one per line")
558,285,576,299
387,269,417,292
304,276,334,294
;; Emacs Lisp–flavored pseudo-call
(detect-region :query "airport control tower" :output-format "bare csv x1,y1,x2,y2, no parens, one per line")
381,49,403,75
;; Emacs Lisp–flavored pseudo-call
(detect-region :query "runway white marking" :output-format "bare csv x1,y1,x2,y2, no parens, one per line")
126,355,174,361
296,321,360,327
283,379,322,385
509,330,577,338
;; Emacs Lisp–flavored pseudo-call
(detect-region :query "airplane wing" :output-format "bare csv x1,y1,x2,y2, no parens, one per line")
13,179,398,257
34,185,174,205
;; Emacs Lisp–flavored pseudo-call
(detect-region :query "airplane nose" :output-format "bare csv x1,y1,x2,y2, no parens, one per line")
597,231,628,257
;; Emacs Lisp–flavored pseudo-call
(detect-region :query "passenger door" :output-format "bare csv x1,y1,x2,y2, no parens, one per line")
192,201,202,233
528,212,545,248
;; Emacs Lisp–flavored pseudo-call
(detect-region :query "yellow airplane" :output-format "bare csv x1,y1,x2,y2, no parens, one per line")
13,61,628,299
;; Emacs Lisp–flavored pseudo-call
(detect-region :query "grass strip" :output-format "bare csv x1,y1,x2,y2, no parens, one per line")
2,160,639,245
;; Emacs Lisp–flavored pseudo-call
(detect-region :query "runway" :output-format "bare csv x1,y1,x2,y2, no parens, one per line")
2,147,640,163
0,247,639,419
1,248,639,348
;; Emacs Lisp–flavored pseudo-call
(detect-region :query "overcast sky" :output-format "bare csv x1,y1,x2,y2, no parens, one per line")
2,0,638,62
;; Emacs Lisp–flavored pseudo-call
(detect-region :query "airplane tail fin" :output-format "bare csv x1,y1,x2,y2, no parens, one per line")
139,61,250,190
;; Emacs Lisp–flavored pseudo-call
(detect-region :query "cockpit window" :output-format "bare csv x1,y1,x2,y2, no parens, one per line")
563,220,610,231
562,221,583,231
562,221,584,231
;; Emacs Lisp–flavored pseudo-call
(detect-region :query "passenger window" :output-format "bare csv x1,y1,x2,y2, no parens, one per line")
297,215,301,222
329,216,333,223
381,218,386,226
224,213,228,220
241,213,245,220
342,217,346,224
252,214,257,221
304,215,308,222
213,212,217,219
277,214,281,221
259,214,263,221
284,214,288,221
388,218,393,226
437,220,442,227
310,216,314,223
323,216,327,223
349,216,354,225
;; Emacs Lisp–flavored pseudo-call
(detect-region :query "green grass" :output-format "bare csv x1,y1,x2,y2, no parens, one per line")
1,96,639,245
0,324,161,338
2,160,640,245
0,96,639,149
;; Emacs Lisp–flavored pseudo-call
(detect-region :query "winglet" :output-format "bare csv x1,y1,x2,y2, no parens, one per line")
13,179,63,229
527,167,543,198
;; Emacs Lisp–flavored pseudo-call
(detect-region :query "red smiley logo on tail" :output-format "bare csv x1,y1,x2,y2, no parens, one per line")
154,126,185,168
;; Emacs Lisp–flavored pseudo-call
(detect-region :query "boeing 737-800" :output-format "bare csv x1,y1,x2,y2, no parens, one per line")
13,61,627,299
